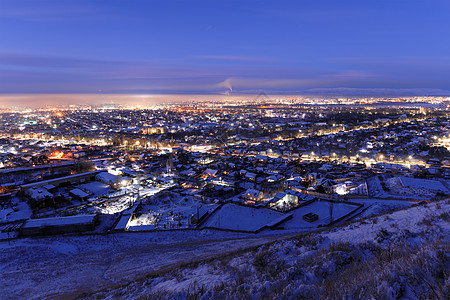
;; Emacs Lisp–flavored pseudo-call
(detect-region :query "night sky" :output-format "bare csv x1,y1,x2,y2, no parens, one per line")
0,0,449,102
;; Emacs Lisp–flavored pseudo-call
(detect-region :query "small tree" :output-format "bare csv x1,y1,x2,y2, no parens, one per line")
316,185,325,194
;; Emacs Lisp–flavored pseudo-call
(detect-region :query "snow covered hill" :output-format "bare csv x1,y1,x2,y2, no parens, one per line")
84,200,449,300
0,200,448,299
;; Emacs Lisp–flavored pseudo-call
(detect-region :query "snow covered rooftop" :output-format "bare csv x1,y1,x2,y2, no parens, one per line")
21,214,97,229
96,172,120,184
25,187,53,200
69,188,90,198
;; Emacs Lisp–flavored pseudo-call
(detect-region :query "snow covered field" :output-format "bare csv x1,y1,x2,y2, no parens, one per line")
349,198,414,218
367,175,449,200
399,177,448,192
199,201,360,232
386,176,449,198
200,203,284,232
282,201,359,229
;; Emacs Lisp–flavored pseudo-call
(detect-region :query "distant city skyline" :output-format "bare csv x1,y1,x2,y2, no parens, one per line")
0,93,448,108
0,0,449,100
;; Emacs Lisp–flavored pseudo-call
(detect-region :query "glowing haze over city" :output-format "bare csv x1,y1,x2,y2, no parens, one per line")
0,1,449,299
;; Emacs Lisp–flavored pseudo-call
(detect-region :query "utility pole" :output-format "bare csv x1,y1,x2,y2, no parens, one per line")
329,201,334,224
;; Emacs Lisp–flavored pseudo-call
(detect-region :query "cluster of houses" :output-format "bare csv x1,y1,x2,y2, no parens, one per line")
1,105,450,238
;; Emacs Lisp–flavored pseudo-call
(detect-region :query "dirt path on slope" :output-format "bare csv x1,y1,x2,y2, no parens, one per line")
0,234,288,300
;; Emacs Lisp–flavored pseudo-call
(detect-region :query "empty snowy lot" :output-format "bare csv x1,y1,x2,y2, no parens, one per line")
282,201,359,229
199,203,284,232
398,177,448,192
0,229,292,299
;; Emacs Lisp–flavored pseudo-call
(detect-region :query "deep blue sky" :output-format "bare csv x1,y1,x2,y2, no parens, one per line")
0,0,449,97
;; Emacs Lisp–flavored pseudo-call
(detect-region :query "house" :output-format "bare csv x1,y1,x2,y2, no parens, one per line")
242,189,263,202
270,191,298,210
318,164,333,172
201,168,217,180
20,214,98,236
179,168,196,177
95,172,121,188
72,151,86,159
69,188,91,200
25,187,52,202
316,178,337,193
255,155,268,162
244,172,257,181
42,184,57,192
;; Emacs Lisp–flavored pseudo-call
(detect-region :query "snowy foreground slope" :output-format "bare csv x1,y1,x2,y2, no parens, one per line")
0,230,287,299
84,200,449,300
0,200,448,299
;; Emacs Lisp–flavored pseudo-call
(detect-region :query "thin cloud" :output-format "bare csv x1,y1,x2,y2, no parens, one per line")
0,2,91,21
0,52,448,95
216,77,330,91
330,70,377,79
0,0,120,22
0,53,111,69
324,56,450,68
304,87,450,96
192,55,278,63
